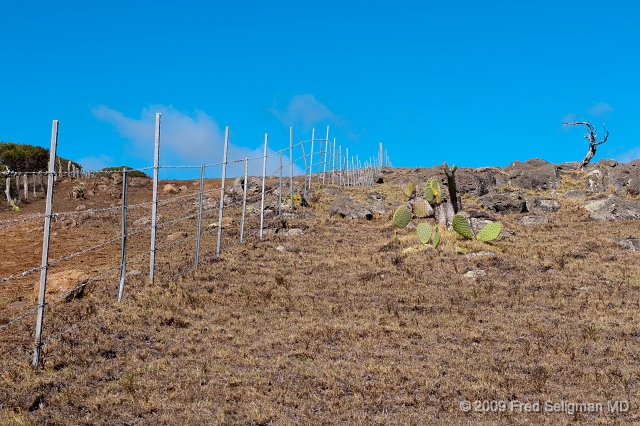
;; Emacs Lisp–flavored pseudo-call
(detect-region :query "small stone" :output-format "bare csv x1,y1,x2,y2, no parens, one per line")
75,205,87,211
519,215,549,226
464,269,486,279
163,184,179,195
167,232,187,241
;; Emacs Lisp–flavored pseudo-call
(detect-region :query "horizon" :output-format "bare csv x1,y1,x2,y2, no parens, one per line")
1,2,638,174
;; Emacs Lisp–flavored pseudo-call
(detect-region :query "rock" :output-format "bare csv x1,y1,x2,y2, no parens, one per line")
588,195,640,221
368,192,386,201
133,214,164,227
178,185,188,192
127,270,141,276
75,205,87,211
564,189,586,199
465,251,496,258
34,270,90,301
111,173,123,185
613,238,640,251
586,169,607,193
503,158,560,190
375,176,384,184
129,177,150,187
464,269,486,279
469,217,492,233
454,168,497,196
324,187,342,196
369,200,387,215
282,228,303,237
98,184,109,192
607,159,640,195
525,198,561,214
167,232,188,241
163,184,179,195
519,215,549,226
329,196,373,220
247,201,274,215
478,192,527,214
208,217,234,228
598,158,618,168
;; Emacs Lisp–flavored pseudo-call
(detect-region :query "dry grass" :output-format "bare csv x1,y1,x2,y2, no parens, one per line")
1,171,640,425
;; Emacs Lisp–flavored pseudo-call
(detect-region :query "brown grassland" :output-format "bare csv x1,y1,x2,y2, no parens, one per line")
1,167,640,425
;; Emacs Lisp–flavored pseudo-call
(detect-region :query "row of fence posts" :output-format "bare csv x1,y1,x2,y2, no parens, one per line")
27,116,390,367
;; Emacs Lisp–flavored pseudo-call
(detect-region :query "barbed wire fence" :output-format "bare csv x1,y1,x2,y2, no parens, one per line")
0,116,392,376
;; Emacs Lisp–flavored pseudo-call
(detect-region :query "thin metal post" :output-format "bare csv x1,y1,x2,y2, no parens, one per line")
331,138,336,185
259,134,268,239
216,126,229,257
345,148,349,186
149,113,161,284
195,164,205,267
322,126,329,185
308,129,314,190
289,127,293,210
301,142,307,199
278,150,282,216
379,142,383,173
338,146,342,186
32,120,59,367
239,157,248,243
117,168,128,302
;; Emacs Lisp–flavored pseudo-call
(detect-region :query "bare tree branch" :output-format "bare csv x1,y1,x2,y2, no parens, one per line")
563,120,609,169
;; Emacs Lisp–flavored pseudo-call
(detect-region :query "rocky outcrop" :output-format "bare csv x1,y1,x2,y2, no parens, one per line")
503,158,560,191
329,196,373,220
454,168,497,196
34,270,90,301
586,195,640,221
607,159,640,196
525,198,561,214
478,192,527,214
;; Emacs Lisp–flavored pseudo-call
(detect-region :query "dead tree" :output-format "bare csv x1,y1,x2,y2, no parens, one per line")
563,120,609,169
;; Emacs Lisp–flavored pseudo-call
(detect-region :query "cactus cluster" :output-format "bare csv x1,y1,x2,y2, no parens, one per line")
451,214,503,243
392,205,412,228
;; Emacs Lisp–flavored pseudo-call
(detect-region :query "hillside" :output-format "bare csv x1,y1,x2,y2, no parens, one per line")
1,159,640,425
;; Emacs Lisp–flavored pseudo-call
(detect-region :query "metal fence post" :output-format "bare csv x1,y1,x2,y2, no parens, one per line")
308,129,314,190
32,120,59,367
301,142,307,199
149,113,161,284
289,127,293,210
322,126,329,185
239,157,248,243
338,146,342,187
117,168,129,302
195,164,205,267
259,134,268,239
216,127,229,257
278,150,282,216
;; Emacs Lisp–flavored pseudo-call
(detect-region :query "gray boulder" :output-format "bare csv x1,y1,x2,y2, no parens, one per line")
564,189,586,199
613,238,640,251
587,195,640,220
607,159,640,196
519,215,549,226
586,169,607,193
329,196,373,220
526,198,561,214
478,192,527,214
454,168,497,196
503,158,560,190
369,200,387,215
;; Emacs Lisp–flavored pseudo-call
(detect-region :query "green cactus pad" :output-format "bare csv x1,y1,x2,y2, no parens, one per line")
392,231,399,244
455,246,468,255
416,222,432,244
432,226,441,249
476,221,503,242
411,197,432,218
452,214,473,239
424,183,435,202
403,182,416,198
392,205,412,228
429,178,441,203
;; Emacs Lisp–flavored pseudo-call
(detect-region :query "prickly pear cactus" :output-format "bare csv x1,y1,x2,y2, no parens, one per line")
416,222,432,244
424,182,435,202
392,205,412,228
429,178,442,203
411,197,433,218
455,246,468,255
452,214,473,239
432,226,441,249
392,231,399,244
403,182,416,198
476,221,503,242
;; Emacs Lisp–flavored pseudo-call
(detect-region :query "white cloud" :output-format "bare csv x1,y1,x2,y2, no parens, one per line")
92,105,301,177
616,147,640,163
76,154,114,171
587,102,613,117
270,94,340,130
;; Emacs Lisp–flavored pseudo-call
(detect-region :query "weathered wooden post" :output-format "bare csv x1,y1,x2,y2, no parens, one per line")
117,168,128,302
32,120,59,367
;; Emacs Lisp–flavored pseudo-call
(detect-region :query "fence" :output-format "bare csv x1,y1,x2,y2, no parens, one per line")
0,116,392,375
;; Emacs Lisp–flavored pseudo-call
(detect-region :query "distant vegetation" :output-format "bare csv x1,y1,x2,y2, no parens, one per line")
0,141,81,173
96,166,149,178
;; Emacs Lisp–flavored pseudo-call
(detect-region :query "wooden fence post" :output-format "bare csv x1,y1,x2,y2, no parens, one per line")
117,168,128,302
32,120,59,367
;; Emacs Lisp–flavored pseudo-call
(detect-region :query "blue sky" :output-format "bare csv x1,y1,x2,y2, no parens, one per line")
1,1,639,178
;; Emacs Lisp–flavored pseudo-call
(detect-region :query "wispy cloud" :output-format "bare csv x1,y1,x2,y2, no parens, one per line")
616,147,640,163
587,102,613,117
270,94,341,130
92,105,300,177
